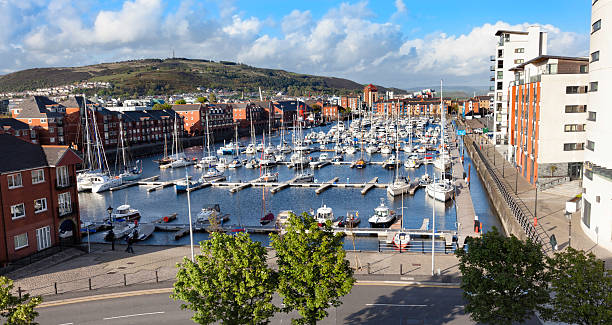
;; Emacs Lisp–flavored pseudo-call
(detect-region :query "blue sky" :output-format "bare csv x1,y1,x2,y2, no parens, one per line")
0,0,592,88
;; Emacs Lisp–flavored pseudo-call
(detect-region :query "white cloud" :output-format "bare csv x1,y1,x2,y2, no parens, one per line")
0,0,589,89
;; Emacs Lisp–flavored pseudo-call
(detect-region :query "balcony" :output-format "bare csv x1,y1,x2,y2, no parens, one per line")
490,75,495,81
58,203,76,217
490,55,495,61
56,176,74,190
489,86,495,91
490,65,495,71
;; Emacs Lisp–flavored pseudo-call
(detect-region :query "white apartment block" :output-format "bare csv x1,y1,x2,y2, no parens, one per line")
509,56,589,184
582,0,612,251
492,26,547,155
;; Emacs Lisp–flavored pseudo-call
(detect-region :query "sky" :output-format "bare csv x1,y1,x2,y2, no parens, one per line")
0,0,592,89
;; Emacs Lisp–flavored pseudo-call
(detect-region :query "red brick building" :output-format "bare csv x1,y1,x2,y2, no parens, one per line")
363,84,378,108
11,96,66,145
0,118,38,144
0,135,82,265
172,104,203,135
232,102,268,135
322,105,340,120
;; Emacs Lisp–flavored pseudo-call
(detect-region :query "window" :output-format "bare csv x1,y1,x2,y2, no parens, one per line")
497,71,503,79
11,203,25,219
31,169,45,184
49,127,54,133
34,198,47,213
566,86,588,94
563,143,584,151
40,118,46,123
587,111,597,121
590,82,598,92
514,59,524,64
583,199,591,228
14,233,28,250
565,105,587,113
564,124,586,132
56,166,69,187
515,48,525,53
592,19,601,33
497,60,503,69
50,137,55,143
591,51,600,62
36,226,51,251
58,192,72,216
7,173,22,189
587,140,595,151
580,65,589,73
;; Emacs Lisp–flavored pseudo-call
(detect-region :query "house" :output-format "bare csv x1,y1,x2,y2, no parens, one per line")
232,102,268,135
11,96,66,145
0,118,38,143
0,135,82,265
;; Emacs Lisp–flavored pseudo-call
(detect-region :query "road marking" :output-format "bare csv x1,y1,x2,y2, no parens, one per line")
356,280,460,288
366,303,428,307
103,311,165,320
58,323,73,325
38,288,173,308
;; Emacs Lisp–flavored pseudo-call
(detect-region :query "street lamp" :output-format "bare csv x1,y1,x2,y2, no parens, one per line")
565,211,572,248
107,206,114,227
107,206,114,251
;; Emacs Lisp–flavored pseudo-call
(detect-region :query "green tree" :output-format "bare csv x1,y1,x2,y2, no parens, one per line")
197,96,208,104
539,247,612,325
311,104,322,113
455,228,549,325
0,276,42,325
207,93,216,103
172,232,277,325
270,213,355,325
152,103,172,110
175,99,187,105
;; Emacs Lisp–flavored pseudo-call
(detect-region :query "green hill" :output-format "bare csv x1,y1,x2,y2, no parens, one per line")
0,58,405,97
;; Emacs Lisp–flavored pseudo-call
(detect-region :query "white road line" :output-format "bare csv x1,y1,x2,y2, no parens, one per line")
103,311,165,320
58,323,74,325
365,304,428,307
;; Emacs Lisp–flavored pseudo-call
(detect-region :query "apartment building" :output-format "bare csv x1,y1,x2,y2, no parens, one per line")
0,118,38,143
492,26,547,150
509,56,589,184
0,135,82,264
232,102,268,135
363,84,378,109
172,104,203,135
374,98,446,117
582,0,612,251
12,96,67,145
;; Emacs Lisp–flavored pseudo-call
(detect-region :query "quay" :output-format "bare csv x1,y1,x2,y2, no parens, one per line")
315,177,340,194
360,177,380,195
109,175,160,191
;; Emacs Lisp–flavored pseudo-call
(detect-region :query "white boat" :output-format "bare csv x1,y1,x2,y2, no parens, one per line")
434,149,451,171
426,179,454,202
170,158,190,169
276,210,293,229
387,176,411,196
108,204,141,222
216,157,228,170
175,177,202,192
91,174,122,193
77,171,103,192
368,200,396,228
260,171,279,182
132,223,155,241
201,168,225,181
194,205,224,230
228,159,242,168
381,145,392,155
393,232,411,249
404,157,421,169
365,145,378,154
245,144,257,154
294,172,314,183
245,158,259,169
105,221,136,240
345,146,357,155
315,204,334,226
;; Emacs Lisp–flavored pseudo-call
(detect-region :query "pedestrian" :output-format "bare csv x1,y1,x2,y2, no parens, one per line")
125,235,135,254
107,229,115,251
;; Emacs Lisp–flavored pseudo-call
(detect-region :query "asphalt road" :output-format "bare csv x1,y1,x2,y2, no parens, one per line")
36,283,540,324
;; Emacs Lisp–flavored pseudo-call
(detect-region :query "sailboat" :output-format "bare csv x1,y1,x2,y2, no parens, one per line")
387,112,411,197
88,107,122,193
197,112,218,168
426,80,454,202
245,109,257,154
228,125,243,168
166,117,189,168
117,120,143,182
293,108,314,183
77,95,104,192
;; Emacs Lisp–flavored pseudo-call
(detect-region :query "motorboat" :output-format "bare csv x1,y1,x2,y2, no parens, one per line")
228,158,243,169
108,204,141,222
197,155,218,168
368,201,396,228
194,204,227,230
216,157,228,170
260,212,275,225
365,145,378,154
404,157,421,169
201,168,225,181
175,177,202,192
260,171,279,182
387,176,411,196
345,146,357,155
337,212,361,228
426,178,454,202
315,204,334,226
119,164,143,182
77,171,103,192
245,144,257,154
290,153,309,167
293,172,315,183
91,174,123,193
393,232,410,250
245,158,259,169
104,221,136,240
381,145,392,155
434,149,452,171
259,154,277,167
169,157,190,169
354,158,367,169
419,173,433,186
132,223,155,241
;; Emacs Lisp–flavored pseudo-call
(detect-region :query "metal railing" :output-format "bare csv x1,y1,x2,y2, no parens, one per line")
470,141,552,252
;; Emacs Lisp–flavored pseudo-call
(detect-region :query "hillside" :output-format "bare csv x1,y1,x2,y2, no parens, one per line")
0,58,405,97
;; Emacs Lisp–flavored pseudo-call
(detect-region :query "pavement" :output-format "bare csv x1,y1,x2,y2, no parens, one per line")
8,243,462,297
464,127,612,265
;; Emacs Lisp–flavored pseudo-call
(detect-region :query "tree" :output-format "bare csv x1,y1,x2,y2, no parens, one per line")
197,96,208,104
0,276,42,325
455,228,549,325
172,232,277,325
539,247,612,325
152,103,172,110
311,104,322,113
207,93,216,103
175,99,187,105
270,213,355,325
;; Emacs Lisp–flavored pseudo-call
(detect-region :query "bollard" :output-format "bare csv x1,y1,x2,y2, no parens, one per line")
124,274,127,286
421,241,425,254
54,282,58,295
400,264,403,275
88,279,92,290
18,287,22,299
377,240,380,252
367,263,371,275
155,270,159,283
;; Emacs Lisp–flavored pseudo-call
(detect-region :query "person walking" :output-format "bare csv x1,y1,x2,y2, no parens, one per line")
125,234,135,254
107,229,115,251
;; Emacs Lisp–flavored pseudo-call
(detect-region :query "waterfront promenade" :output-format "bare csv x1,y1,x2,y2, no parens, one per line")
463,118,611,263
8,243,461,297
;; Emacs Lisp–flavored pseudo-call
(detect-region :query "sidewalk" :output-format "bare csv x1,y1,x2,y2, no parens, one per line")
8,243,461,297
467,131,611,264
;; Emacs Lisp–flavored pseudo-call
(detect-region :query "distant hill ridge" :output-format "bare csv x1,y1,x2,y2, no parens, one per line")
0,58,407,97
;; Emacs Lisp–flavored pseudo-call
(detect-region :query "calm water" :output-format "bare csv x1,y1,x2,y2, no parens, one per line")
79,124,501,249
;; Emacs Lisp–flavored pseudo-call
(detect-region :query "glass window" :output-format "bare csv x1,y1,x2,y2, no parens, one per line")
514,59,524,64
58,192,72,216
34,198,47,213
591,51,600,62
14,233,28,250
56,166,69,187
587,111,597,121
31,169,45,184
36,226,51,251
587,140,595,151
563,143,584,151
592,19,601,33
7,173,22,189
565,105,587,113
11,203,25,219
590,82,598,92
515,48,525,53
582,199,591,228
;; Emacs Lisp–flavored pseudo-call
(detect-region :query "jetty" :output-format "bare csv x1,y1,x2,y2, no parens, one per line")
360,177,380,195
315,177,339,194
109,175,160,191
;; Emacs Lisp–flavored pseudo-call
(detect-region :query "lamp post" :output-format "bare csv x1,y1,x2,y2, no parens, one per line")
534,182,539,227
565,211,572,248
107,206,114,251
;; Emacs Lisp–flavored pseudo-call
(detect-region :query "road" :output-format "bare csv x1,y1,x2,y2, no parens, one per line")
36,282,540,324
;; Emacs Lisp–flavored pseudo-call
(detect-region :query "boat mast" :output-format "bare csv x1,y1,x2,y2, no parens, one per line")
82,95,94,170
206,112,211,157
119,120,127,172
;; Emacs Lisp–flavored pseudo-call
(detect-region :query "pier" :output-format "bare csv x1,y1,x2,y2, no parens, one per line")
360,177,379,195
109,175,160,191
315,177,339,194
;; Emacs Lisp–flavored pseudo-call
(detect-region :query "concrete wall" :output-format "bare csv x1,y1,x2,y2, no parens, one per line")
463,134,528,240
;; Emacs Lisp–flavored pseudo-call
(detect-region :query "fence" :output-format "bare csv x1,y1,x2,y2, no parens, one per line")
471,141,552,253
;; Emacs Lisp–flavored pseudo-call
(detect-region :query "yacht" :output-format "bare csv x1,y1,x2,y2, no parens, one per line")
293,172,314,183
380,145,392,155
426,178,454,202
260,171,279,182
368,201,396,228
434,149,451,171
91,174,122,193
245,144,257,154
404,156,421,169
175,177,202,193
315,204,334,226
387,176,411,196
107,205,141,222
228,158,243,169
344,146,357,155
201,168,225,181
